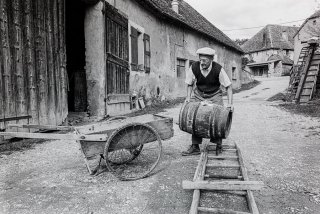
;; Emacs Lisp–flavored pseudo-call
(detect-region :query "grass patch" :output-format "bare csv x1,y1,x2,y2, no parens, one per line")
233,80,261,94
0,138,47,154
278,100,320,118
267,92,287,102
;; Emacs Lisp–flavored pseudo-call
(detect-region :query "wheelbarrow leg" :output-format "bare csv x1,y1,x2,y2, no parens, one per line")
92,154,108,176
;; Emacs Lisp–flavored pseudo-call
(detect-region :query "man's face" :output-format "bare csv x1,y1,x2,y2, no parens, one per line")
199,55,213,70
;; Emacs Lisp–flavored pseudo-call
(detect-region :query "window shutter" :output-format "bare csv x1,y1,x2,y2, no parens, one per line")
144,34,151,73
130,27,138,70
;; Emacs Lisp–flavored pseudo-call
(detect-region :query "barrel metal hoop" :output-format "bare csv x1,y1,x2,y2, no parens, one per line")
192,102,201,135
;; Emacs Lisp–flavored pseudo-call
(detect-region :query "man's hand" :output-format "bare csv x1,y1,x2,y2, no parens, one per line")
226,104,234,112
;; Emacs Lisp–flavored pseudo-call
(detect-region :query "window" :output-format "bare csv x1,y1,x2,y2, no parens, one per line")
130,26,139,71
232,67,237,80
177,59,186,79
144,34,150,73
130,27,151,72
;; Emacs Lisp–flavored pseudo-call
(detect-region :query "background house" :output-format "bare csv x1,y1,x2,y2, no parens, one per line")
242,24,298,77
293,10,320,64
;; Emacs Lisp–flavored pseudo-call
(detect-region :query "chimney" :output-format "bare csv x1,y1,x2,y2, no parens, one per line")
172,0,179,14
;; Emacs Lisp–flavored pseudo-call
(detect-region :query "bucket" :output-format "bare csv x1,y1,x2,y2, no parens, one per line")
179,101,232,139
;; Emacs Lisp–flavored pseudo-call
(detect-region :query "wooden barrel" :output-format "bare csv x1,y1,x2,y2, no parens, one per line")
179,101,232,139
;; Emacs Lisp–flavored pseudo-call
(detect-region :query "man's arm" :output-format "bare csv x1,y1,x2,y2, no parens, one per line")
219,68,233,111
226,85,233,111
186,85,193,102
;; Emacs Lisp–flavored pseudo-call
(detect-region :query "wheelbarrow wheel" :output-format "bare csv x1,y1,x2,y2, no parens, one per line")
104,123,162,181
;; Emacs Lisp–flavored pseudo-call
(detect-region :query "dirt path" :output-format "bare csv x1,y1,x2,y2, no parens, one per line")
1,76,320,214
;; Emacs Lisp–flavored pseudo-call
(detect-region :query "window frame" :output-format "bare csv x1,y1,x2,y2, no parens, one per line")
177,58,187,79
143,34,151,73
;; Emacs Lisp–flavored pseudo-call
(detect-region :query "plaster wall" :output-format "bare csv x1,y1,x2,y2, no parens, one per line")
294,18,320,64
84,2,106,118
113,0,242,100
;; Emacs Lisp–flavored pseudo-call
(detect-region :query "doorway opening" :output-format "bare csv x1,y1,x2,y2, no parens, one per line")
66,0,87,112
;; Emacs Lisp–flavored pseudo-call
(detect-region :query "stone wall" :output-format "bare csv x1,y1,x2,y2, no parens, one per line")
114,0,242,99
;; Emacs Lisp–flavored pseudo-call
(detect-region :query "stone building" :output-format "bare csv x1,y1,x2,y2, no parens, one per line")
0,0,246,129
79,0,245,117
293,10,320,64
242,25,298,77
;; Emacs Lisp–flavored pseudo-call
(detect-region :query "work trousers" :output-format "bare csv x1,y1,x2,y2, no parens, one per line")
191,88,223,146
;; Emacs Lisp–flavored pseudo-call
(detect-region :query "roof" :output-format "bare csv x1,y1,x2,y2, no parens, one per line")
294,10,320,37
133,0,243,53
241,24,299,53
268,54,294,65
247,54,293,67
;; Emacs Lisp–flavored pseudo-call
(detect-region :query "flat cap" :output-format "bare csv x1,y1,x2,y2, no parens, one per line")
196,47,215,56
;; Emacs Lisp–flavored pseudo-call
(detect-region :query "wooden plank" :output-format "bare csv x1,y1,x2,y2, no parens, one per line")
236,143,260,214
197,207,251,214
206,164,240,168
303,82,316,89
8,124,73,131
3,0,17,131
204,174,243,179
207,155,238,160
45,0,57,125
0,132,108,141
308,70,319,76
0,115,31,122
182,180,264,191
301,88,313,96
190,150,208,214
0,0,5,130
106,94,131,104
295,47,315,102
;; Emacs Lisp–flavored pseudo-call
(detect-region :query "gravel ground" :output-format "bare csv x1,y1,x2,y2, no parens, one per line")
1,76,320,214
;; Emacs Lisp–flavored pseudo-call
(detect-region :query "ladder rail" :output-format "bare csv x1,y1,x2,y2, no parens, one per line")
295,45,317,103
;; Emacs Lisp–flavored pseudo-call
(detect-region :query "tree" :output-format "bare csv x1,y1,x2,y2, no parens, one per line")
234,38,249,46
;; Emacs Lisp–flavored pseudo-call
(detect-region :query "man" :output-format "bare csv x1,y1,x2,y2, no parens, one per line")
182,47,233,156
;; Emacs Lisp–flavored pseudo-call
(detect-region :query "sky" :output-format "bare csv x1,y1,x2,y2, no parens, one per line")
184,0,318,40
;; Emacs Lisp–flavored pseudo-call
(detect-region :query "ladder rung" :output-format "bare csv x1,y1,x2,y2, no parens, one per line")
207,155,239,160
206,164,240,168
204,174,243,179
198,207,251,214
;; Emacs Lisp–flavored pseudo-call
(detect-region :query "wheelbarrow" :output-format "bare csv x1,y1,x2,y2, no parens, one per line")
0,114,174,181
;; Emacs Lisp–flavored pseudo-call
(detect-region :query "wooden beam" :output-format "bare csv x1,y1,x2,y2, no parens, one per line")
190,151,208,214
7,124,74,131
204,174,243,179
197,207,251,214
235,143,260,214
0,132,108,141
207,155,238,160
206,164,240,168
0,115,32,122
182,180,264,191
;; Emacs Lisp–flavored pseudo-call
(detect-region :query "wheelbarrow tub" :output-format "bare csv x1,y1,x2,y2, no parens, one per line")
76,114,173,159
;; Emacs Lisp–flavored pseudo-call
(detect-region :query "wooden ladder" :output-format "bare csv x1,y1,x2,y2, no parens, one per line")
183,143,262,214
287,47,310,101
295,43,320,103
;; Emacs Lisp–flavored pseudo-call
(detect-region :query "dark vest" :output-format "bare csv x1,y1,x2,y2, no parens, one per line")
191,61,222,94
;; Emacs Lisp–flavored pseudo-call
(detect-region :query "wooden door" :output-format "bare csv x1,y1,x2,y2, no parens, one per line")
105,3,130,116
